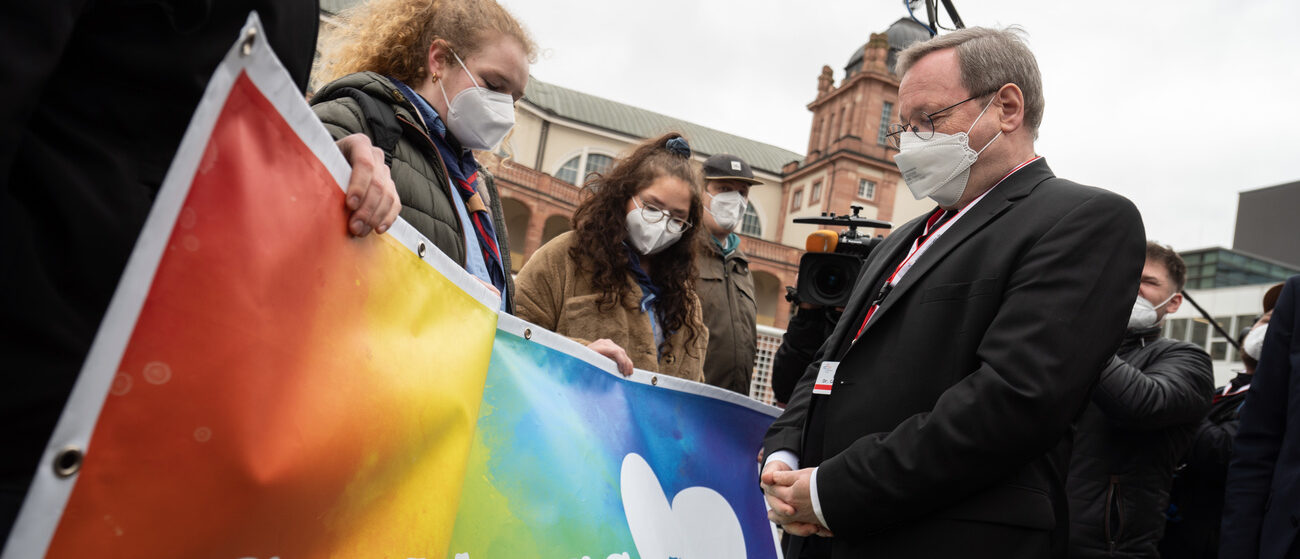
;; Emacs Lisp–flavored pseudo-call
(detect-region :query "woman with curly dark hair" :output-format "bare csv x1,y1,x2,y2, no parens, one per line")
514,133,708,380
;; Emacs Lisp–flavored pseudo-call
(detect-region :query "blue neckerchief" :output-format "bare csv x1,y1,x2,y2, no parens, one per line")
624,243,666,348
712,232,740,256
389,77,507,305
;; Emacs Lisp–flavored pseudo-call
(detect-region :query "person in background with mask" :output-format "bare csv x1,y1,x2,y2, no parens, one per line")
1160,282,1282,559
760,27,1145,558
312,0,533,311
1065,241,1214,558
1219,275,1298,559
693,154,763,395
514,134,707,381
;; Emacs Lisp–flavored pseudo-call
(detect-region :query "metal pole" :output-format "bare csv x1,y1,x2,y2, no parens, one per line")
940,0,965,28
1180,290,1244,353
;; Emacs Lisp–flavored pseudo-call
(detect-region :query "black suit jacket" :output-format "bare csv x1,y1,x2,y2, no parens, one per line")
765,159,1145,558
1221,275,1300,559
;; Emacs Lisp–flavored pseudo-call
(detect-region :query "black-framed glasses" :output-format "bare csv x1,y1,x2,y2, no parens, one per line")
885,93,986,149
633,197,692,234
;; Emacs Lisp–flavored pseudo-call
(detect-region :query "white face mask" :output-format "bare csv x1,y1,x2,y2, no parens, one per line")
626,199,683,256
1128,292,1177,330
893,96,1002,207
437,50,515,151
706,190,746,232
1243,323,1269,361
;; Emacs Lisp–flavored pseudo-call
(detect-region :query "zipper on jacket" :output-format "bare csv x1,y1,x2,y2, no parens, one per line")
722,256,737,372
393,113,466,266
1106,475,1123,553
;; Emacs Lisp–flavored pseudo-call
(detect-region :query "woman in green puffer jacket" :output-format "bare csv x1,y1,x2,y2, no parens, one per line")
311,0,535,311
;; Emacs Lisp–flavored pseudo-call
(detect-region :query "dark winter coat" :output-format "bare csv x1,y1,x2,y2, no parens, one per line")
1221,275,1300,559
1067,326,1214,558
1159,372,1252,559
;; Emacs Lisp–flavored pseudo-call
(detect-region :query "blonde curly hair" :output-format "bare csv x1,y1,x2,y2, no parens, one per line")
317,0,536,85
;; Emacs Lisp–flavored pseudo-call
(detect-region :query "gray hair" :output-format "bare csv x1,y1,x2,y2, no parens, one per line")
896,26,1044,138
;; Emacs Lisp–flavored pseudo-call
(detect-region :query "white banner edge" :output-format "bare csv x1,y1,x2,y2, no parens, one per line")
494,314,781,418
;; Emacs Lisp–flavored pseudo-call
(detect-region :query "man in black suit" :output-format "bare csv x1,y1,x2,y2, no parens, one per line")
760,27,1146,558
1221,275,1300,559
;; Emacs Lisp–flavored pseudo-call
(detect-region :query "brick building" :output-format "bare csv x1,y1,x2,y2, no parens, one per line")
314,6,933,329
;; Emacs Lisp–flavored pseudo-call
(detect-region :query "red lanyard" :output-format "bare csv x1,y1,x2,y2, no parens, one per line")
852,157,1042,341
853,209,951,339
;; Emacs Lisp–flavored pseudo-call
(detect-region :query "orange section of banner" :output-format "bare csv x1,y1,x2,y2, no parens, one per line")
45,73,496,558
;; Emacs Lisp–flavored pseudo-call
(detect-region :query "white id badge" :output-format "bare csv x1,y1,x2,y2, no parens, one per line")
813,361,838,395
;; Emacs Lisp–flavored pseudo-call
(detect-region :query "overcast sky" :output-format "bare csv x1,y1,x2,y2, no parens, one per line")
499,0,1299,252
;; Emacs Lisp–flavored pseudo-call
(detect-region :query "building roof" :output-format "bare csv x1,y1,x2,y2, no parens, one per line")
1180,246,1300,289
522,78,804,176
1240,179,1300,194
844,18,931,79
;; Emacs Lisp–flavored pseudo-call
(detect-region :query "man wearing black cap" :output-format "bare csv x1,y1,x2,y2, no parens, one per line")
694,153,764,395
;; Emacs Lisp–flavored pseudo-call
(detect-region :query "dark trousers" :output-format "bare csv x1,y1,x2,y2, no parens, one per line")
787,519,1053,559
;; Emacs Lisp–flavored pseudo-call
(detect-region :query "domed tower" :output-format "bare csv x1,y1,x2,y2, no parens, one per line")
776,18,933,247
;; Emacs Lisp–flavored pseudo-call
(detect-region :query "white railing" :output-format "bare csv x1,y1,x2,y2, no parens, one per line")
749,324,787,407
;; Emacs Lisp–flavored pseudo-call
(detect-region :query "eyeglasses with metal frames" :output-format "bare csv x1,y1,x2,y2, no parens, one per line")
884,92,988,149
633,196,693,234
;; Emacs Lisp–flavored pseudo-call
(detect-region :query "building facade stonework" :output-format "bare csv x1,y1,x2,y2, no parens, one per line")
313,7,932,330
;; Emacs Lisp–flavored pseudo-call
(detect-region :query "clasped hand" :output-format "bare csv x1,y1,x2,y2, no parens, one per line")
760,461,833,538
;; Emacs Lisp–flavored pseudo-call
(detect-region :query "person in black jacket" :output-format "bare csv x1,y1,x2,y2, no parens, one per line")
1066,242,1214,558
771,303,840,406
1160,283,1280,559
0,0,399,541
1220,275,1300,559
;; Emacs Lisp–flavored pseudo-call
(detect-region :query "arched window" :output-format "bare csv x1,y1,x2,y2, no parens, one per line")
555,151,615,185
555,157,581,185
585,153,613,176
740,201,762,237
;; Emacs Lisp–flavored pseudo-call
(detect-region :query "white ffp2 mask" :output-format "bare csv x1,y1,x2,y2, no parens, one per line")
438,50,515,151
1128,292,1176,330
893,96,1001,207
707,191,746,232
1243,323,1269,360
626,201,682,256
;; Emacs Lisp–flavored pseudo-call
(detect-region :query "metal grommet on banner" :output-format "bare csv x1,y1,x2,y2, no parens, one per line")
417,242,427,258
650,376,658,386
53,446,84,478
240,27,257,56
523,328,532,340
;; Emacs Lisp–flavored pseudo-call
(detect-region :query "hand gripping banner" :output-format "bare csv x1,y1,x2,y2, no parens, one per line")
3,14,780,559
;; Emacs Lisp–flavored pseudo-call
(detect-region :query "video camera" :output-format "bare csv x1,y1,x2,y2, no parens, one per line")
788,205,891,308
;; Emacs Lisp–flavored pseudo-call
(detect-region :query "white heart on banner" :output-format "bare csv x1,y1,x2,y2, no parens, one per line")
619,453,746,559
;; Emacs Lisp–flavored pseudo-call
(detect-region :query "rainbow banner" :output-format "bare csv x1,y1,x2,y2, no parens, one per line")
2,14,780,559
449,315,781,559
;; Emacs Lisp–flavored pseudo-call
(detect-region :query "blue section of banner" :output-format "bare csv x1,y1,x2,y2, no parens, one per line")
449,328,779,558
